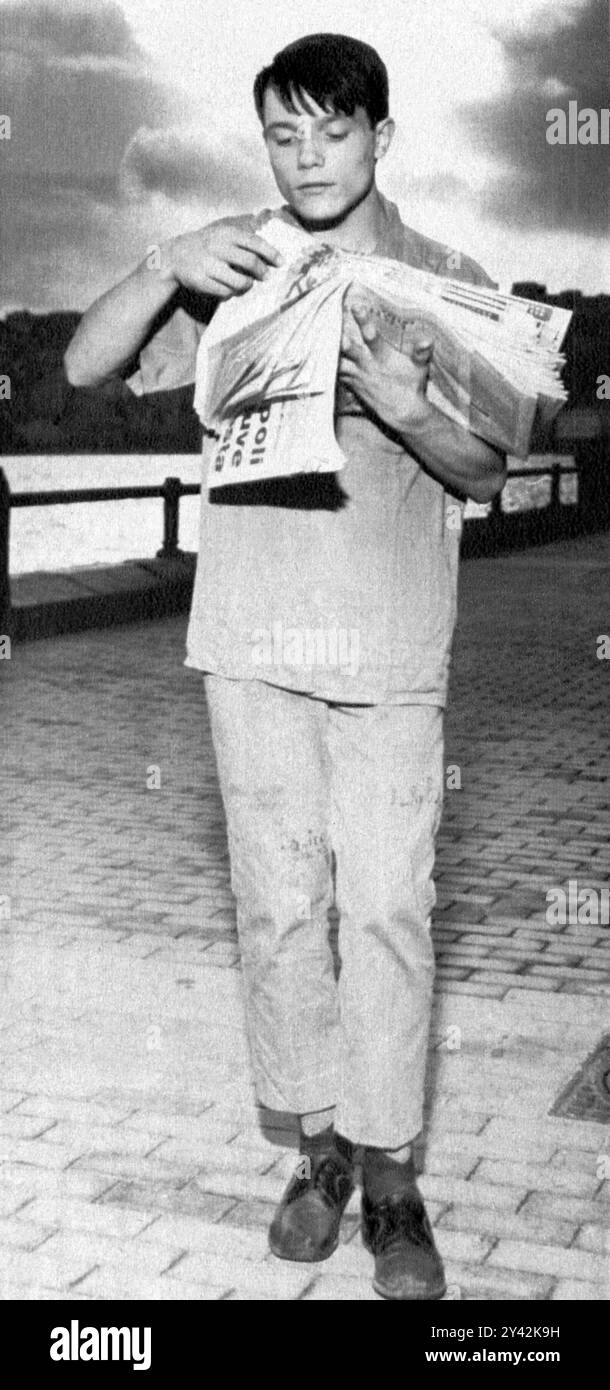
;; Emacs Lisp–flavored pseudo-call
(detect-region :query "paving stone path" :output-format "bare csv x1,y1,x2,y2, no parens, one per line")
1,532,609,1300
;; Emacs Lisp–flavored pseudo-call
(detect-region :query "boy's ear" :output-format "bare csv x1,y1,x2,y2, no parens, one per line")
374,117,395,161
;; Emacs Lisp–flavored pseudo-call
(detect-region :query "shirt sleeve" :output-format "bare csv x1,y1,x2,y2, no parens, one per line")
427,242,498,291
123,303,208,397
450,253,498,291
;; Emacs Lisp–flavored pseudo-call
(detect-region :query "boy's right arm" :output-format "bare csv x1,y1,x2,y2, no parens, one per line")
63,220,284,389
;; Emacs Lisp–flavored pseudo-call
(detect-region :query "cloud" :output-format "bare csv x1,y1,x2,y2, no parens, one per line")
2,0,607,307
0,0,178,186
399,173,474,204
0,0,188,307
120,126,269,205
0,0,141,63
456,0,609,235
5,168,121,201
0,1,277,309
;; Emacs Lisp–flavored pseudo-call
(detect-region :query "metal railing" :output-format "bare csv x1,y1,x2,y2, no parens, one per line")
463,458,572,558
0,440,608,632
0,471,199,630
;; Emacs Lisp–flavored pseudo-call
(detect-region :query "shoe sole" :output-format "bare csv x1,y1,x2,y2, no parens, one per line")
362,1209,446,1299
268,1235,340,1263
372,1275,447,1301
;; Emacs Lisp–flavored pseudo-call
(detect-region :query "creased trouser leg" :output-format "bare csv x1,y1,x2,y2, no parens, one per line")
204,674,339,1112
329,702,444,1149
204,675,444,1145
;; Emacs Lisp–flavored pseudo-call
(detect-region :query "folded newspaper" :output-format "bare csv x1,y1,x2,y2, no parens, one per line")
193,218,571,487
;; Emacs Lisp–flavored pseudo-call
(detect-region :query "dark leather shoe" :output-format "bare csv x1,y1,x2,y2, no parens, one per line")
361,1175,446,1300
269,1142,355,1263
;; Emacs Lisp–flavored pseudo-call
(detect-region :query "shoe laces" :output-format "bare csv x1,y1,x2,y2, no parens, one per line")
299,1148,353,1208
365,1189,433,1253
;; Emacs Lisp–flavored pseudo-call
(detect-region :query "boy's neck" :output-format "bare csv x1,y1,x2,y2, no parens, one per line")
289,184,387,254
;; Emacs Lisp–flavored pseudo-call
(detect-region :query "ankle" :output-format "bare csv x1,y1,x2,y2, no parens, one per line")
299,1107,336,1139
381,1141,412,1163
362,1145,417,1200
298,1126,355,1173
299,1123,336,1157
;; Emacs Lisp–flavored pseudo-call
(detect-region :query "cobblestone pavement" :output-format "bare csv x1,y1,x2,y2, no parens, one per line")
1,532,609,1301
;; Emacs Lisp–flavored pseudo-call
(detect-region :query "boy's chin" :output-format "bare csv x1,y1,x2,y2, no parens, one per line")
289,198,353,231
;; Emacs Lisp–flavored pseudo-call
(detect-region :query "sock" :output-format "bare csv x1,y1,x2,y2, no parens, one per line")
382,1142,412,1162
299,1113,355,1169
363,1145,417,1200
299,1107,336,1139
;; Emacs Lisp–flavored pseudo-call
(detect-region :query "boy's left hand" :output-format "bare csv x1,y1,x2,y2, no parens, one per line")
338,300,433,433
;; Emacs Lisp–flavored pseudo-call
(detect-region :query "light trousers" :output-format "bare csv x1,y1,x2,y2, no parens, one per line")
204,673,444,1148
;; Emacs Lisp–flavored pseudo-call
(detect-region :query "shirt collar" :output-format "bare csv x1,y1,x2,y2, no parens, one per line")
275,190,405,260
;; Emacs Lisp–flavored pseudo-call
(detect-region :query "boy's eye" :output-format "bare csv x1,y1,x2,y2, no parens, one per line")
270,129,350,147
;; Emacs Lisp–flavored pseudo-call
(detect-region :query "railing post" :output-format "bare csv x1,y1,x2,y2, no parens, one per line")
157,476,182,558
0,467,11,635
549,460,562,537
486,487,503,553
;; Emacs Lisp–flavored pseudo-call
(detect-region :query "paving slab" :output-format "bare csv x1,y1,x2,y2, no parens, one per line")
1,531,609,1299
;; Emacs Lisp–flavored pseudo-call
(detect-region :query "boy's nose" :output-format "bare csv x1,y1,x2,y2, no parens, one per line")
296,139,325,169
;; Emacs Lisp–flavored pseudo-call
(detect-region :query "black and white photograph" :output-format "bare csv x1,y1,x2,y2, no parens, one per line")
1,0,608,1328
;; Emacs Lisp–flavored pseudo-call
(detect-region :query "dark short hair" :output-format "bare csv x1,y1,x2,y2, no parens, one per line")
253,33,389,128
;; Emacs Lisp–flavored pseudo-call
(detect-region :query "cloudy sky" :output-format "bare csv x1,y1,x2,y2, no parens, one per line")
1,0,608,312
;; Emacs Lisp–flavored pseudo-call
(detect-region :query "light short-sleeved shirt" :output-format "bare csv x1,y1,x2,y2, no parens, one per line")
125,194,496,705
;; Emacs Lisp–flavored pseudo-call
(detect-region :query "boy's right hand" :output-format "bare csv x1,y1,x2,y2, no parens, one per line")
159,218,284,299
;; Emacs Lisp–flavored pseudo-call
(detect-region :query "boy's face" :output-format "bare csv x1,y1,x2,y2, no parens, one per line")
261,85,394,226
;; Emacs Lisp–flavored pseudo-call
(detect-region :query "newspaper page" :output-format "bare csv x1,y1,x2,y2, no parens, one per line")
194,219,572,485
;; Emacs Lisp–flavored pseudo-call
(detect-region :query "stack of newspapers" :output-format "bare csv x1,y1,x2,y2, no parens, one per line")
193,217,572,487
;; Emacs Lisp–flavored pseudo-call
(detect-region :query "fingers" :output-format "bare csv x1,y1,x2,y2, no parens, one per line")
226,247,272,280
205,258,256,297
339,331,361,361
340,318,361,357
338,351,356,371
216,232,284,286
341,306,376,362
412,337,433,365
337,353,360,384
234,232,284,269
349,302,378,345
167,222,284,298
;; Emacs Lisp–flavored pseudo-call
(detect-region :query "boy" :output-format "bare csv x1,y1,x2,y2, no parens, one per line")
65,32,506,1300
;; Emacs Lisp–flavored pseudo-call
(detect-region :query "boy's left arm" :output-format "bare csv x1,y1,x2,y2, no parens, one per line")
395,396,507,504
339,303,507,504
